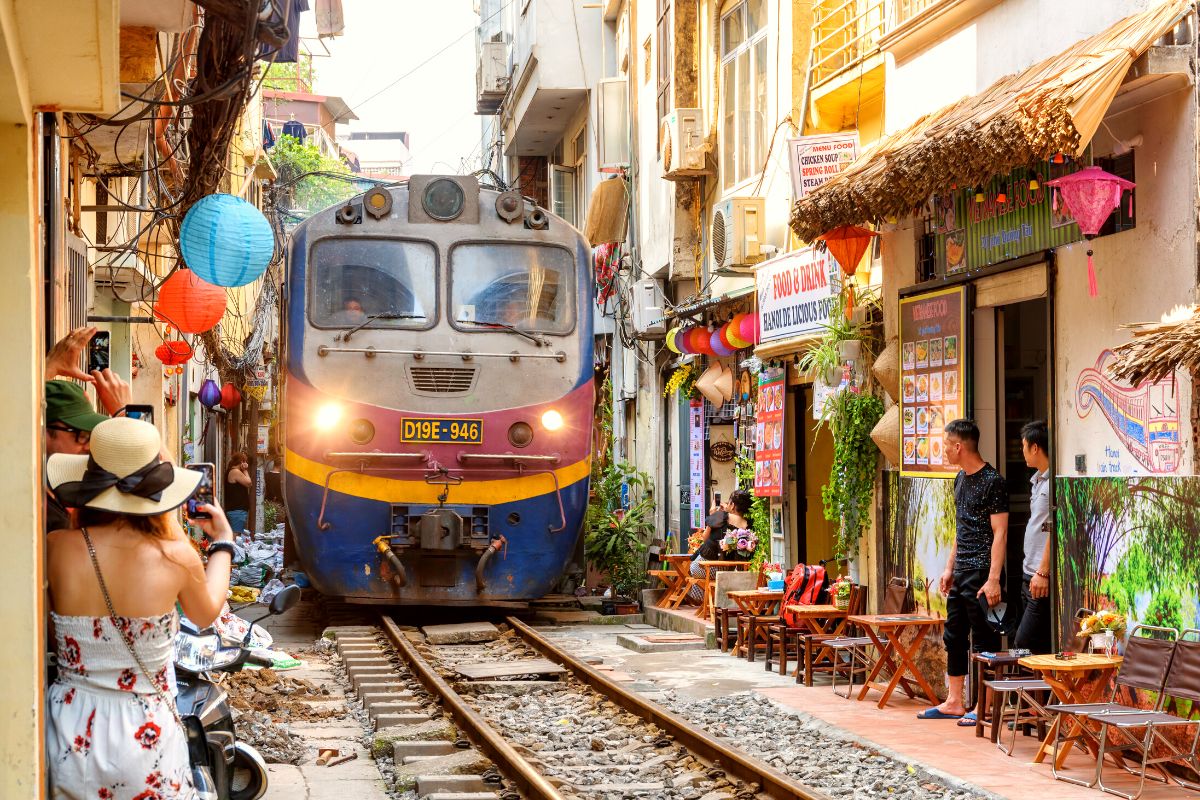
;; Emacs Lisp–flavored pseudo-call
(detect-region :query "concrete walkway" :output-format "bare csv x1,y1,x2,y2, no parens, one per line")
539,622,1187,800
257,601,391,800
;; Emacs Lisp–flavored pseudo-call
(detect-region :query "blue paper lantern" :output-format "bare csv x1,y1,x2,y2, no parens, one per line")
180,194,274,288
199,379,221,409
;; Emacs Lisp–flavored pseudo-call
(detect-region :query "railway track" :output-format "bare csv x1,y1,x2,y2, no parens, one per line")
331,614,831,800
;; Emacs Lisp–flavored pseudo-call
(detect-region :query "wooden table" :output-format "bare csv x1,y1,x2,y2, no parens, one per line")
728,590,784,658
848,614,944,709
970,651,1026,741
660,554,695,608
697,561,752,621
785,604,848,636
1019,653,1123,768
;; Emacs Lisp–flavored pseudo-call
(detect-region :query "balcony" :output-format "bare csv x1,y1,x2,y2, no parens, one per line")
809,0,885,87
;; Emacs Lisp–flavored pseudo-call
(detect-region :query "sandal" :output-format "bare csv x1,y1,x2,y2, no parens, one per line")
956,711,978,727
916,707,964,720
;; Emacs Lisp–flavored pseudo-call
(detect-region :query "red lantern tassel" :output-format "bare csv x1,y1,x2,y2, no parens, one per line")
845,283,854,321
1086,249,1098,297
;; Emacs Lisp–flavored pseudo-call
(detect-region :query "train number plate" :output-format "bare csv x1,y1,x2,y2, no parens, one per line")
400,418,483,444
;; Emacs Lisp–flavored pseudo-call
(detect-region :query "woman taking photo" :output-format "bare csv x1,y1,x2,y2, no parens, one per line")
687,489,753,601
45,417,235,798
224,451,252,534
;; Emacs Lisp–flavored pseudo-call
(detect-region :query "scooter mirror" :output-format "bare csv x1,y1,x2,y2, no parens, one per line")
269,584,302,616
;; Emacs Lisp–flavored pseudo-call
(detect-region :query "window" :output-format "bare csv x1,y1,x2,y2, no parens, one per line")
309,239,436,329
551,165,577,227
1097,151,1136,236
720,0,768,190
451,243,575,335
657,0,672,145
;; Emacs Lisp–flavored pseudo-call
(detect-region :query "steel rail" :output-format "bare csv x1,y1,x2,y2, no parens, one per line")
505,616,833,800
378,615,566,800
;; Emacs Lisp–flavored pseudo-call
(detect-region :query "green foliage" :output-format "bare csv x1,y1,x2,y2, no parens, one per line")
820,391,884,561
797,289,879,391
262,500,285,532
585,462,653,599
269,135,357,217
663,363,698,399
735,454,770,570
262,54,317,91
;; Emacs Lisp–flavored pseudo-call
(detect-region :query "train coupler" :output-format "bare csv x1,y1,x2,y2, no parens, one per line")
372,535,408,587
474,535,507,591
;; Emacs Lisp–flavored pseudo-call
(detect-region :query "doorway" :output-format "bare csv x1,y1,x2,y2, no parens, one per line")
788,384,836,568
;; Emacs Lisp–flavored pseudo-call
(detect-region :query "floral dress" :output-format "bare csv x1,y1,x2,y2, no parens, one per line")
47,611,197,800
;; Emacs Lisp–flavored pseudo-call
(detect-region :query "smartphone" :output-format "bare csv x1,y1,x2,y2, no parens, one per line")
88,331,110,374
123,404,154,424
187,462,215,519
714,492,722,506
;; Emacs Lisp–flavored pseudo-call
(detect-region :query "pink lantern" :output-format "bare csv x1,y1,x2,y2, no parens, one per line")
1045,166,1135,297
676,326,695,354
738,313,760,345
710,329,735,357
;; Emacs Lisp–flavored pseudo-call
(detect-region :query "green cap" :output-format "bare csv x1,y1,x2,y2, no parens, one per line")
45,380,107,431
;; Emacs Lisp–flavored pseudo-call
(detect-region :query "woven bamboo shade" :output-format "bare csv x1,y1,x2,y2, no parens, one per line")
790,0,1192,241
871,404,902,467
1109,308,1200,385
873,338,900,402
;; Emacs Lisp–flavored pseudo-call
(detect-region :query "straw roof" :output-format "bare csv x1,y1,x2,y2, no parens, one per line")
790,0,1194,242
1109,309,1200,385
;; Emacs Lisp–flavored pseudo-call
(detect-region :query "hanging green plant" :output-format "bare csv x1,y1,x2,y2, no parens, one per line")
735,454,771,571
820,390,885,561
663,363,698,399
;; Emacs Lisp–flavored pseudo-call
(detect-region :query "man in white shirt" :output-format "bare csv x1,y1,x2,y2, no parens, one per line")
1014,420,1052,653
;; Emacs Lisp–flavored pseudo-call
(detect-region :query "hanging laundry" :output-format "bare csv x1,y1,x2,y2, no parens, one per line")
315,0,344,37
281,118,306,142
262,120,276,149
276,0,311,63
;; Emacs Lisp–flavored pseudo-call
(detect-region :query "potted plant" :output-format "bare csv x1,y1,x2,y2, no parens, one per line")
585,462,654,611
820,389,885,562
829,576,853,610
1079,610,1127,655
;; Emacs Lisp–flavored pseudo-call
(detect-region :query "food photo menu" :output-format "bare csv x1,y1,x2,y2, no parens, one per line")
899,286,966,478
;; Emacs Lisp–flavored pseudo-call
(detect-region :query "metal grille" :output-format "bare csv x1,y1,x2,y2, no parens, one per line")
711,209,727,266
65,233,89,331
408,366,478,394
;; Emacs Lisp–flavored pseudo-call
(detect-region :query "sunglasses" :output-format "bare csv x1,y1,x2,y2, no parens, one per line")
48,424,91,445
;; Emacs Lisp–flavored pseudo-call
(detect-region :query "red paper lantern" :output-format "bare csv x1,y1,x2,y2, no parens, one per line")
692,327,716,356
684,327,708,354
818,225,880,320
154,340,193,365
154,269,227,334
220,382,242,410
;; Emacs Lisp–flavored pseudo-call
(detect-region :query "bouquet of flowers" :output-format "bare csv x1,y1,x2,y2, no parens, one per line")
687,529,707,554
720,528,758,560
829,575,853,609
1079,610,1127,637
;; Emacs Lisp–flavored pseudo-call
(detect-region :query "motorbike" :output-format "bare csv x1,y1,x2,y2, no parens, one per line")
174,584,302,800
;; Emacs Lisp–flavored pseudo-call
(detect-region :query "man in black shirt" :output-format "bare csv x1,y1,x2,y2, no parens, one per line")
918,418,1008,720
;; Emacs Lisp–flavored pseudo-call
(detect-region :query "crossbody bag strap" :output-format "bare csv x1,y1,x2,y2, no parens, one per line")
80,526,185,732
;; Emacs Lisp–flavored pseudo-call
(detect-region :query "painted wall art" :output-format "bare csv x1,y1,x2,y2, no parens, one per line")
1075,350,1180,474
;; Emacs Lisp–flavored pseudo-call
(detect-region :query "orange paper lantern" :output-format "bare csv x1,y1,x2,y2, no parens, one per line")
818,225,880,320
153,269,227,334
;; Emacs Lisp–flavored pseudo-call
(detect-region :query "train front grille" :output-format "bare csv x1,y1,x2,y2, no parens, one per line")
407,365,479,394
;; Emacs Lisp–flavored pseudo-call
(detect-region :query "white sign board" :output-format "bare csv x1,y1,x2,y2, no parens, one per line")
755,248,838,343
787,132,859,200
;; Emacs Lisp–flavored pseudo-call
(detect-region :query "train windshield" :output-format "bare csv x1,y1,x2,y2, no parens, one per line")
450,243,574,335
309,238,436,329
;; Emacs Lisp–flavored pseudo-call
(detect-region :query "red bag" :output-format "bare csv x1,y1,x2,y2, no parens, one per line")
780,564,828,627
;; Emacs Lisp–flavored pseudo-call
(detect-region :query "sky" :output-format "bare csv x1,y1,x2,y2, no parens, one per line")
300,1,483,175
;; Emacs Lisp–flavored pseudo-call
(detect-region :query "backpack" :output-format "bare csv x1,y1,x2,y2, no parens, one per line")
781,563,828,627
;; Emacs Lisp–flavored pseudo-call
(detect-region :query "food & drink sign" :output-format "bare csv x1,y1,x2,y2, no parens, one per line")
899,286,966,478
755,247,838,343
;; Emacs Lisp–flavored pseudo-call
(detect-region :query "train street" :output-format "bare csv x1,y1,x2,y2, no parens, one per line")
9,2,1200,800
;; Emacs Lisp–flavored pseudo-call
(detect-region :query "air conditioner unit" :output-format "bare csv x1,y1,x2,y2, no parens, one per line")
711,197,766,272
476,41,508,113
659,107,706,179
630,278,666,338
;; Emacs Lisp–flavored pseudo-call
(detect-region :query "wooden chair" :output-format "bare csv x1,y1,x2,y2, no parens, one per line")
647,569,680,608
798,584,868,687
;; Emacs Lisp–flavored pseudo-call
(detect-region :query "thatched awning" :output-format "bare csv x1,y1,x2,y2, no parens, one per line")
790,0,1193,242
1109,308,1200,385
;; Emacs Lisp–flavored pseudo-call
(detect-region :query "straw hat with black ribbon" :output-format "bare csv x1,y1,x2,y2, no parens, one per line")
47,417,201,516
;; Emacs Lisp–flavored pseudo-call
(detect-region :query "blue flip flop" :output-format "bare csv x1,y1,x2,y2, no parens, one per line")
956,711,978,727
917,707,964,720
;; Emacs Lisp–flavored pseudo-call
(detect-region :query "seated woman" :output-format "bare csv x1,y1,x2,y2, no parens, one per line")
45,417,235,798
687,489,753,602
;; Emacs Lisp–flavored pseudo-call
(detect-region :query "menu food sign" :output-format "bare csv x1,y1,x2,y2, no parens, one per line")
899,286,966,478
787,132,859,200
754,366,785,497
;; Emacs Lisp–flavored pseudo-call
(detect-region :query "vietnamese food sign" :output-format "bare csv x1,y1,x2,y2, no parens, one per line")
932,162,1082,275
754,366,786,497
788,132,859,199
899,286,966,478
756,247,838,343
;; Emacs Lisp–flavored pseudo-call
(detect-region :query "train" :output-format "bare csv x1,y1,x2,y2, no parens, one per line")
279,175,594,604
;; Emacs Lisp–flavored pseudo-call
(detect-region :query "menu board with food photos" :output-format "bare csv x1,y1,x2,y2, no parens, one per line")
754,366,786,497
899,286,966,478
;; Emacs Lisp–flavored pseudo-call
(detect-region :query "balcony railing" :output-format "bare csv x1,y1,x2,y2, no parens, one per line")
889,0,944,30
809,0,886,87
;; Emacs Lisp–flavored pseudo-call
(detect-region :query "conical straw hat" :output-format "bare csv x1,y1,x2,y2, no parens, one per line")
873,338,900,401
695,363,726,406
870,404,902,466
715,365,735,402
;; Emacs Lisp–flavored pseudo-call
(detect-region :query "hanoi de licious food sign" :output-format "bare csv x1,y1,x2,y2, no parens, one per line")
899,287,966,477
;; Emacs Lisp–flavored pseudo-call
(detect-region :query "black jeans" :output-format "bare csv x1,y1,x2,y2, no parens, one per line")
943,568,1000,677
1014,573,1053,654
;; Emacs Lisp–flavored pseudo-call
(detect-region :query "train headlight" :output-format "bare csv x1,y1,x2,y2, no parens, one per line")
540,409,564,431
315,402,343,431
349,418,375,444
508,421,534,448
422,178,465,221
